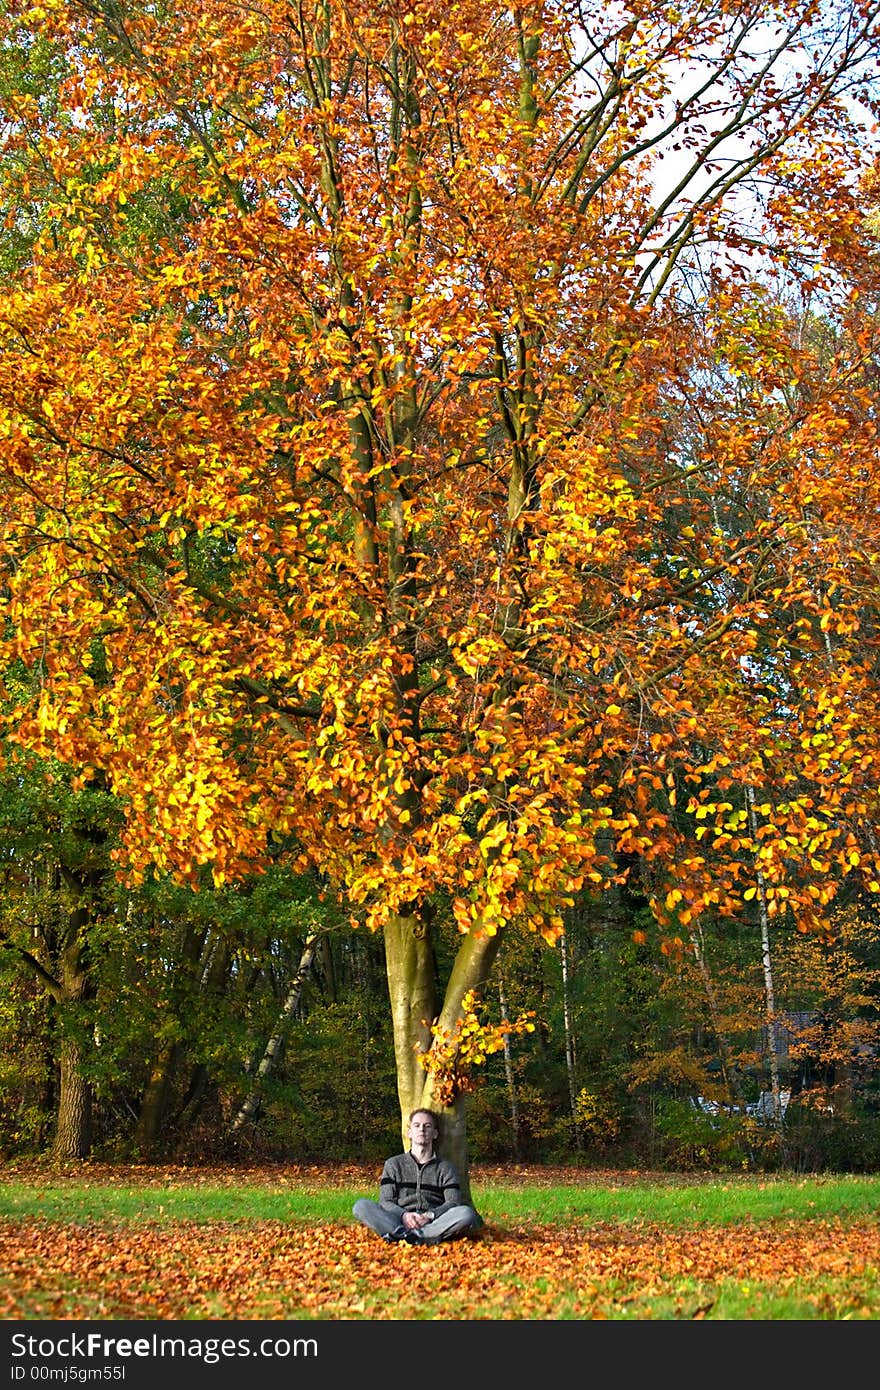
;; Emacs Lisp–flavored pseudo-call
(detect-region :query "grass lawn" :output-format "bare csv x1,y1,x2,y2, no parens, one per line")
1,1161,878,1321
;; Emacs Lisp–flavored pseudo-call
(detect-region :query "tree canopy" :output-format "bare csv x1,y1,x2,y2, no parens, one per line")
2,0,880,1154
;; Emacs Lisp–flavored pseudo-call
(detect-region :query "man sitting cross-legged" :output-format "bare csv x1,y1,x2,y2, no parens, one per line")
352,1108,481,1245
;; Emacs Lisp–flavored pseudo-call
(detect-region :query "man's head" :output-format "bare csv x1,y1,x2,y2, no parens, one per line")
407,1108,439,1157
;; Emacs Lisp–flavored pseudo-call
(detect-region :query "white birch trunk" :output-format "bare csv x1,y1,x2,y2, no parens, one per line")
746,786,785,1133
230,929,321,1135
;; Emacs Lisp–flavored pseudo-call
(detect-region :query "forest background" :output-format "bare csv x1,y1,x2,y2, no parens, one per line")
1,0,880,1185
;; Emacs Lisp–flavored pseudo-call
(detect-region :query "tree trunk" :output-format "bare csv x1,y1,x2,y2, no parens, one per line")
230,929,321,1135
175,1063,210,1132
134,921,206,1155
747,786,785,1134
318,932,337,1003
689,926,744,1104
383,909,439,1130
54,1033,92,1161
560,931,583,1152
382,908,505,1202
135,1041,183,1155
52,905,96,1163
498,974,522,1159
422,922,503,1201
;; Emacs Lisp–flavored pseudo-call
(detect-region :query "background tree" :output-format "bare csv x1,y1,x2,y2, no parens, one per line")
0,749,119,1159
2,0,880,1181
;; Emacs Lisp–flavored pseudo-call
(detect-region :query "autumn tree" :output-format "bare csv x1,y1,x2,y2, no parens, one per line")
2,0,880,1178
0,748,120,1158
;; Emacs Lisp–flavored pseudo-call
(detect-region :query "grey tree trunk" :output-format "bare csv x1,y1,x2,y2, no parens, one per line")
51,889,97,1163
54,1033,92,1161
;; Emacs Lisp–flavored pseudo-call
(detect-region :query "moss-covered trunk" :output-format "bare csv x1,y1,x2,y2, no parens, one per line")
383,909,438,1128
384,908,503,1204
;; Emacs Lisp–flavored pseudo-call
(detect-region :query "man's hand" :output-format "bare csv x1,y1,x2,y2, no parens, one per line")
402,1212,433,1230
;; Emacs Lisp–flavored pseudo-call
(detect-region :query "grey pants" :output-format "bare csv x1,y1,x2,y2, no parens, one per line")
352,1197,481,1244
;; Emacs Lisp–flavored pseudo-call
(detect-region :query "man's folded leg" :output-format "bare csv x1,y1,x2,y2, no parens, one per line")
415,1205,482,1244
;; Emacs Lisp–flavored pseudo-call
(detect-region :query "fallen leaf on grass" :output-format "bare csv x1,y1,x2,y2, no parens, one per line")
1,1216,878,1321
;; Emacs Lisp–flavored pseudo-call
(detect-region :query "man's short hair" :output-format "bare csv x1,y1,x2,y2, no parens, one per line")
408,1107,439,1131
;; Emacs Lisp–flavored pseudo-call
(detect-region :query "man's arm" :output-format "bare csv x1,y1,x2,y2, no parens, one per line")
378,1156,402,1210
424,1159,464,1218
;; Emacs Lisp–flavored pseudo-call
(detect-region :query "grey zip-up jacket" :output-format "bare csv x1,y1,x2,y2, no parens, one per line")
378,1151,464,1217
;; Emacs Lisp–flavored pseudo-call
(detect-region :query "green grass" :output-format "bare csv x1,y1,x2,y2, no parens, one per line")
2,1169,878,1320
2,1171,878,1226
478,1172,880,1226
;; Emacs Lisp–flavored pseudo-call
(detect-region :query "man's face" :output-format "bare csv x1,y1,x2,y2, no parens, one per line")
408,1112,438,1149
